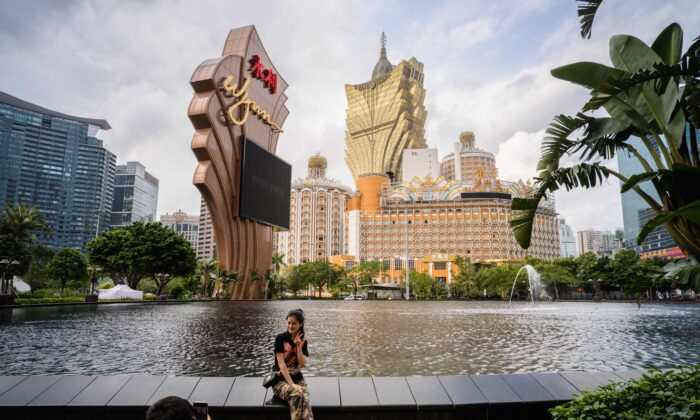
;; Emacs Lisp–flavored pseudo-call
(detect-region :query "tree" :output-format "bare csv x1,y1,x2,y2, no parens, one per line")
536,263,579,300
271,252,287,275
86,222,196,289
46,249,88,292
348,261,381,297
481,265,521,299
450,255,478,298
510,15,700,261
576,252,603,293
286,265,308,297
0,203,51,292
24,245,55,291
410,270,434,300
197,259,218,296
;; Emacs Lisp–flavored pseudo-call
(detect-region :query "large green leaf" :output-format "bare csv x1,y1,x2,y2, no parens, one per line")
610,34,681,133
620,170,662,193
551,62,626,89
651,23,683,65
637,199,700,245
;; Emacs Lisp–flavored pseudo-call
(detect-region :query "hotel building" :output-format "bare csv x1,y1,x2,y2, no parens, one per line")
160,210,199,254
275,154,352,265
0,91,115,250
197,197,216,261
338,133,560,285
344,33,427,183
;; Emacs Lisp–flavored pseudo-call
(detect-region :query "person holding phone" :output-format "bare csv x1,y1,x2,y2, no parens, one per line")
146,396,211,420
272,308,313,420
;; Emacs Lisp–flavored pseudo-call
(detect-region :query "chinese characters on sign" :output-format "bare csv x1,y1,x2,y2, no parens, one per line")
249,55,277,94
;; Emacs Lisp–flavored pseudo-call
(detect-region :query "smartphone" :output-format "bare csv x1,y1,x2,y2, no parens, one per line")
193,401,208,420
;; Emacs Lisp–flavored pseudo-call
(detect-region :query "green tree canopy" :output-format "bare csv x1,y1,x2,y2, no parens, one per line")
86,222,196,289
46,248,88,291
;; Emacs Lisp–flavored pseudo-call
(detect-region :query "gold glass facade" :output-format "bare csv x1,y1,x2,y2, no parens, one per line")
344,38,427,182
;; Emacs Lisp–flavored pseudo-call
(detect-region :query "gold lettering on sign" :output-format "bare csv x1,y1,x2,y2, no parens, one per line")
222,75,283,132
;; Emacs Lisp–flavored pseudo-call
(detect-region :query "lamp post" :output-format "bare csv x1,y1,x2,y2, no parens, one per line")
405,217,411,301
89,266,102,294
155,273,171,297
1,259,20,295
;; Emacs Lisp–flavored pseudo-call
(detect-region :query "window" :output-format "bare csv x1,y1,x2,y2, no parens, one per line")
394,259,403,270
434,262,446,270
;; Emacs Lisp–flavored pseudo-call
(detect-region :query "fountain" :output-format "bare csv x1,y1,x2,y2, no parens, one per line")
508,264,548,308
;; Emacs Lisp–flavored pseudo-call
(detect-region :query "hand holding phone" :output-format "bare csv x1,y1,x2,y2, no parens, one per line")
193,401,208,420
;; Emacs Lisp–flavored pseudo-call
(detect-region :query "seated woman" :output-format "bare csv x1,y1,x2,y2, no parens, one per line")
272,308,313,420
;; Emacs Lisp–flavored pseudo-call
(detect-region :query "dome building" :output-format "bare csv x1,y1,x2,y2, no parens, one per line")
275,154,353,265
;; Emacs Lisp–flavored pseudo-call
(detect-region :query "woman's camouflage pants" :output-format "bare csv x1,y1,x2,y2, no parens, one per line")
272,369,314,420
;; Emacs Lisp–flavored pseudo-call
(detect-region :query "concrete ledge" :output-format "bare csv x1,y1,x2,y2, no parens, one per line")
0,370,647,420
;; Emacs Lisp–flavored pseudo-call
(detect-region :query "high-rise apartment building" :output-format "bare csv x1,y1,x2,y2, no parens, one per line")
558,219,577,257
275,154,352,265
111,161,159,227
160,210,199,254
0,91,115,250
344,33,427,182
197,197,216,261
576,229,621,257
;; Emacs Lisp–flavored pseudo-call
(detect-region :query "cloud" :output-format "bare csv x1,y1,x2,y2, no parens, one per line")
0,0,697,236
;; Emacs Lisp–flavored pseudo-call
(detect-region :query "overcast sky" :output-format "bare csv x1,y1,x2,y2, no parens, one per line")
1,0,698,237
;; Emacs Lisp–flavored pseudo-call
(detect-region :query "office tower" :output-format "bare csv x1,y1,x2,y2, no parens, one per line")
344,33,427,183
558,219,577,257
0,91,115,250
110,161,159,227
160,210,199,253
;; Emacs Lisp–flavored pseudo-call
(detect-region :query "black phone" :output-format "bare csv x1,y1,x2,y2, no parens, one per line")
193,401,208,420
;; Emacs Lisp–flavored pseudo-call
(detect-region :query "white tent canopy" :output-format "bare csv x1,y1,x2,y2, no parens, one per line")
98,284,143,300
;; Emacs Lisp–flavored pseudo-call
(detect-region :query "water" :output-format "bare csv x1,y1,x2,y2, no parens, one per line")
509,265,550,308
1,301,699,377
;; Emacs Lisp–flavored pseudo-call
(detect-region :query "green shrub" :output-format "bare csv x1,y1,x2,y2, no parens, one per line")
15,297,85,304
99,281,115,289
550,365,700,419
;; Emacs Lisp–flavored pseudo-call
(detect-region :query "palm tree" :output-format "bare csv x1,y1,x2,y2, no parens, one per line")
271,252,287,275
218,269,239,298
1,203,51,244
511,23,700,262
197,259,218,297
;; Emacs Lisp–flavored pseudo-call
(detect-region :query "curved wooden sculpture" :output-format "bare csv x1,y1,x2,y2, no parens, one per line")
187,26,289,299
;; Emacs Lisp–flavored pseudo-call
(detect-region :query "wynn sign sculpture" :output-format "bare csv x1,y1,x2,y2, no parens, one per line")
187,26,290,299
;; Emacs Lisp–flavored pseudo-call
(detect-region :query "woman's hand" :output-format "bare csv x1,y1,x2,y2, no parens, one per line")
293,332,305,348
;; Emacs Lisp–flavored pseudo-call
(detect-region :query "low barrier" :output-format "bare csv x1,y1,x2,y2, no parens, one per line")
0,370,644,419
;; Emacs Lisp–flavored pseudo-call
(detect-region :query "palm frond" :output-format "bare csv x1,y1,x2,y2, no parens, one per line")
577,0,603,39
538,114,590,171
637,199,700,245
511,163,611,249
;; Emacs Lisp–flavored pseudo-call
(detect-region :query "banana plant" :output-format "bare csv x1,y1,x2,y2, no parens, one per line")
510,23,700,260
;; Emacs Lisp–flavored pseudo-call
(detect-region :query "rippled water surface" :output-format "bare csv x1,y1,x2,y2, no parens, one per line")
1,301,699,376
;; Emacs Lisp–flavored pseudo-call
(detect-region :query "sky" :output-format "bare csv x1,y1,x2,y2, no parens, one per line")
1,0,698,237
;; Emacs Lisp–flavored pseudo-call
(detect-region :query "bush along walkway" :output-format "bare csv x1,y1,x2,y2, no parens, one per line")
550,365,700,419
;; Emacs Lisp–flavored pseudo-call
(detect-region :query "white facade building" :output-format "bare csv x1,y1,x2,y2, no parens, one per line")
401,148,439,182
160,210,199,254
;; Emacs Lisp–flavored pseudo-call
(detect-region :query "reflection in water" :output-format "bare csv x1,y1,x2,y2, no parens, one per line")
0,301,698,376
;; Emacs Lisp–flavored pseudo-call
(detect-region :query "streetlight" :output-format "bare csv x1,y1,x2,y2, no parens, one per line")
155,273,171,297
405,216,412,301
0,259,20,295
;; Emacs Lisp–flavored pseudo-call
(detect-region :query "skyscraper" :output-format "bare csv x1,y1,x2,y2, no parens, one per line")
576,229,620,257
616,132,692,259
344,33,427,183
558,219,577,257
0,91,115,250
197,197,216,261
110,161,159,227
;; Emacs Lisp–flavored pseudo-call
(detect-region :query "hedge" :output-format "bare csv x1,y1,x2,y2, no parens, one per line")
550,365,700,419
